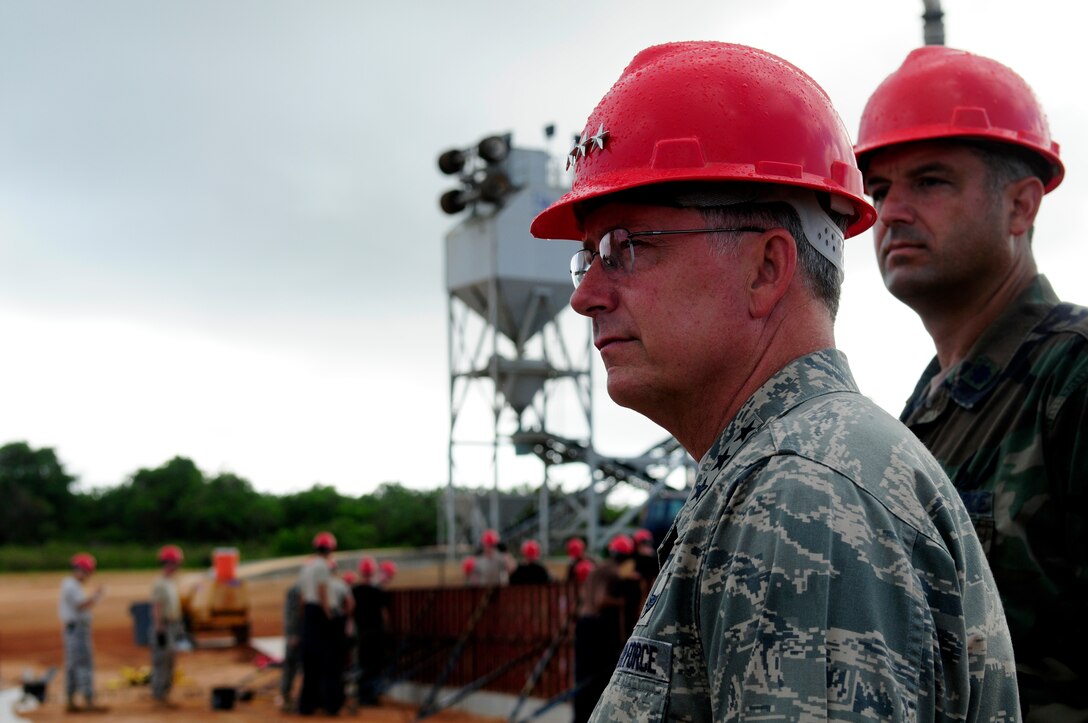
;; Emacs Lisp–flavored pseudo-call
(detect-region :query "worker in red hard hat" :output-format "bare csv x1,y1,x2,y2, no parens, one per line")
565,537,591,583
857,46,1086,721
297,531,343,716
352,556,392,706
509,539,551,585
631,528,659,603
532,40,1014,720
467,529,509,587
572,534,638,723
150,544,184,709
58,552,107,713
460,555,476,583
378,560,397,585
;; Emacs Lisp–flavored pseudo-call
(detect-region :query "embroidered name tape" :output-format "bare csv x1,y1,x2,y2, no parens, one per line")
615,636,672,683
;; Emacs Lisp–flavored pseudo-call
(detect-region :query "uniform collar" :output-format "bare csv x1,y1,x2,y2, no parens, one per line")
912,275,1057,414
700,348,858,470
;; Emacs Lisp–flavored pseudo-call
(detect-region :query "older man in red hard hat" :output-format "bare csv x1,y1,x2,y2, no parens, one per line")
58,552,107,713
150,544,184,708
857,46,1088,722
532,41,1017,720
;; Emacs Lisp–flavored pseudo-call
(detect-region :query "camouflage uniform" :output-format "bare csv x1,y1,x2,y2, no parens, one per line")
58,575,95,705
589,350,1019,722
901,275,1088,721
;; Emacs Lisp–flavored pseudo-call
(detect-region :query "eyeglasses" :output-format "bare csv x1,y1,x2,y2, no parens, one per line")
570,227,765,288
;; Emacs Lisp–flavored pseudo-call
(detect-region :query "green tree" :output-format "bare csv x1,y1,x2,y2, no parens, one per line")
127,456,205,541
369,483,438,548
0,442,76,543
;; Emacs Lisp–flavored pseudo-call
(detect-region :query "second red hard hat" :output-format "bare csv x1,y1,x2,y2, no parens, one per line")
855,46,1063,192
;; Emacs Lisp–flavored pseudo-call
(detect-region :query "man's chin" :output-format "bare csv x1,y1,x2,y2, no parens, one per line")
882,269,931,306
605,373,651,414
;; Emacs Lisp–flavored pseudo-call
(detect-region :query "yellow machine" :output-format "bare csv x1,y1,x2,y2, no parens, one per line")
180,547,251,645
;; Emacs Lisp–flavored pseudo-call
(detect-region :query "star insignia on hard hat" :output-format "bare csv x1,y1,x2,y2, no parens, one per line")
589,123,609,151
566,134,583,170
566,125,609,170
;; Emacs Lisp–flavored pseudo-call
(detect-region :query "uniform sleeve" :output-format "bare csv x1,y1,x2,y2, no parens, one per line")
698,456,937,720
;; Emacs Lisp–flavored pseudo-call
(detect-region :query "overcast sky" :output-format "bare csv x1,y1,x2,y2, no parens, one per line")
1,0,1084,497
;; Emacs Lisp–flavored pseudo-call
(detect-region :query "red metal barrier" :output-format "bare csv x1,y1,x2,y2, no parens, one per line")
386,581,578,699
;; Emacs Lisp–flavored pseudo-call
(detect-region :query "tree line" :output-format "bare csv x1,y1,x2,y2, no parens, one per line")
0,440,440,570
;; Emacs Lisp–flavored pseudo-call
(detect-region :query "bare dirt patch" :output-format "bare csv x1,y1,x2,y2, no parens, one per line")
0,569,500,722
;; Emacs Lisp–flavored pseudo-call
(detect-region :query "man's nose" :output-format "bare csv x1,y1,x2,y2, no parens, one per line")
876,187,916,227
570,259,614,317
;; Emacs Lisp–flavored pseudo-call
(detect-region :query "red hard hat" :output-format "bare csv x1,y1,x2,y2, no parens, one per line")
531,41,874,241
342,571,358,585
358,555,376,577
481,529,499,548
633,528,653,545
573,559,594,584
608,534,635,557
312,531,337,551
157,544,184,565
566,538,585,559
71,552,97,572
521,539,541,561
855,46,1063,193
379,560,397,580
461,556,476,575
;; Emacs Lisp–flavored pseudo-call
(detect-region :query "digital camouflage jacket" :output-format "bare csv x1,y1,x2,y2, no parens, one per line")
589,349,1019,722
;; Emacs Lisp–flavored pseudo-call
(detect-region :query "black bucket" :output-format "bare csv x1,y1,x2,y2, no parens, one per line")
211,686,236,710
22,681,46,703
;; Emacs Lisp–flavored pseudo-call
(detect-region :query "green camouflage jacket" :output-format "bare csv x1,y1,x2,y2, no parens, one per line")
901,275,1088,716
589,349,1019,722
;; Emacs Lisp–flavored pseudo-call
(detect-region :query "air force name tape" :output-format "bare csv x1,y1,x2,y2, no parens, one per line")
615,636,672,683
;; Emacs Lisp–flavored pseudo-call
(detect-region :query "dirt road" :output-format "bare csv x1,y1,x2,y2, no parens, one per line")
0,569,499,722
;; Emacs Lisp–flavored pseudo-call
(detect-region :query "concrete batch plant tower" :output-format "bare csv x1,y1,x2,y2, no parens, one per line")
438,132,589,556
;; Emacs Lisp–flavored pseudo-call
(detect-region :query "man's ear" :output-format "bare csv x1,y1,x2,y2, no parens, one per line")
1007,175,1043,238
747,229,797,318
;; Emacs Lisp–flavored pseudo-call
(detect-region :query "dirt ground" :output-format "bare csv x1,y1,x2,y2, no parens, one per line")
0,567,502,722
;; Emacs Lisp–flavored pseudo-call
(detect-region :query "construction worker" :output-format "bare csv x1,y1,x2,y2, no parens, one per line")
467,529,509,586
326,560,353,715
530,41,1018,720
631,528,658,599
149,544,184,709
509,539,551,585
297,530,339,716
564,537,590,583
279,580,303,712
58,552,107,713
352,556,391,706
378,560,397,585
460,555,476,585
856,46,1088,722
572,535,634,723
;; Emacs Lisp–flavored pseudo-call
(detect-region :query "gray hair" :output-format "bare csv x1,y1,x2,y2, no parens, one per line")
700,202,846,320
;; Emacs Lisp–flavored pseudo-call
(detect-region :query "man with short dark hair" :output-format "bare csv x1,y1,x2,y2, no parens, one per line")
532,41,1018,721
857,46,1088,722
